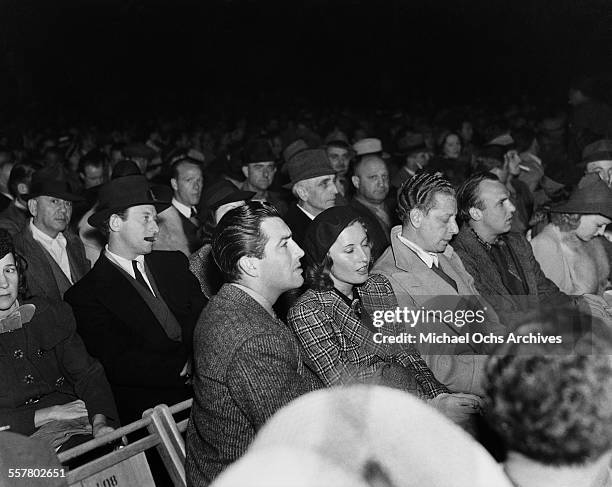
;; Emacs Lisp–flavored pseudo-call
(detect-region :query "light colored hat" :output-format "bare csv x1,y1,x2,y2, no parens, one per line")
219,386,512,487
352,137,384,156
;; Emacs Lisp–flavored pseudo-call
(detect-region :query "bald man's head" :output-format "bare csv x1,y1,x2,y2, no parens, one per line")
352,155,389,204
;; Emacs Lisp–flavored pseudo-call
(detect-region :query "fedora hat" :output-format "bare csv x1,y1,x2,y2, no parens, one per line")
203,180,255,209
582,139,612,165
88,175,170,228
550,173,612,219
244,138,276,166
352,137,390,159
282,139,309,163
283,149,336,189
24,171,83,202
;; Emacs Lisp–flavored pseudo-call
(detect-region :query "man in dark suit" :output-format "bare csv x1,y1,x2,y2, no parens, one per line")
14,174,89,301
64,175,207,424
186,202,322,486
282,149,337,247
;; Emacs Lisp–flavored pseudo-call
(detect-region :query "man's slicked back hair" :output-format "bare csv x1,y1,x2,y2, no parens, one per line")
456,172,499,223
212,201,279,283
396,171,455,224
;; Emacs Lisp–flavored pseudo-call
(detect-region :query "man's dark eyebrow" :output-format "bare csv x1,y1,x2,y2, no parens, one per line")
278,233,292,244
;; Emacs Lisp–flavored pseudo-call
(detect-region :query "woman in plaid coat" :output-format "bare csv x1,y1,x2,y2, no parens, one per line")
288,206,483,424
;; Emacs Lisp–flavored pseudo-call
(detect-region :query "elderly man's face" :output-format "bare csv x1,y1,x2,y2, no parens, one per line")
243,162,276,192
301,175,338,214
352,157,389,204
586,161,612,188
413,192,459,253
326,147,351,176
29,196,72,238
172,162,203,207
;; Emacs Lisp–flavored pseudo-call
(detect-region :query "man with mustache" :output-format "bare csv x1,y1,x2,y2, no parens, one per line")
64,175,207,424
14,171,89,302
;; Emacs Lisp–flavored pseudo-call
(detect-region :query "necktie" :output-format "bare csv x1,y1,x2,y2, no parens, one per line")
432,262,458,292
132,261,153,295
189,207,200,227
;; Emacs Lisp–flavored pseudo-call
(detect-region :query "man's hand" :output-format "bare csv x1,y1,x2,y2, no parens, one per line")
92,414,115,438
34,400,89,427
429,392,482,425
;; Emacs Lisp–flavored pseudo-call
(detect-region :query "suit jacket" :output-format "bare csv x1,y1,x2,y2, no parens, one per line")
14,224,90,302
186,284,322,486
372,226,506,395
283,203,313,248
288,274,448,398
64,250,207,424
0,202,29,237
453,226,572,328
349,198,391,262
0,298,118,435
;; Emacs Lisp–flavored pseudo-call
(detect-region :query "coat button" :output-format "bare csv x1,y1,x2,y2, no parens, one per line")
13,349,23,359
36,348,44,358
55,376,65,387
24,374,34,384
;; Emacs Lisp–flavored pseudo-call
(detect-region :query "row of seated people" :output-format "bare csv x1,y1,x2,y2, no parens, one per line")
0,147,611,486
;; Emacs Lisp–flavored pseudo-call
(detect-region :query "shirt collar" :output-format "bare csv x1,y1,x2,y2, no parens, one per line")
29,219,66,247
105,244,144,268
172,198,193,219
471,227,500,251
296,203,317,221
396,233,439,268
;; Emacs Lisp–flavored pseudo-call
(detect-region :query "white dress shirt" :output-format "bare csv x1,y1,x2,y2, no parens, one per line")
396,233,439,268
296,204,316,220
172,198,195,219
104,245,156,296
30,220,72,283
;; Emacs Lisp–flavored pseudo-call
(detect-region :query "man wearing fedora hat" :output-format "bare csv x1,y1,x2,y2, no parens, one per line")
13,171,89,302
241,138,288,216
283,149,338,247
391,131,431,192
582,139,612,188
64,175,207,424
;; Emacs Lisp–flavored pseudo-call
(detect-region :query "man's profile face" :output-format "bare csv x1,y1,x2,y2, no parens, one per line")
326,147,350,176
303,175,338,212
244,161,276,191
114,205,159,256
586,161,612,188
81,164,105,189
575,214,611,241
29,196,72,238
258,217,305,293
353,157,389,204
415,192,458,253
172,162,203,207
478,179,516,237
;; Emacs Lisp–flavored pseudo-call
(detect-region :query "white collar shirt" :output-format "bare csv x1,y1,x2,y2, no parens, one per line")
104,245,156,296
396,233,439,268
30,219,72,282
172,198,194,219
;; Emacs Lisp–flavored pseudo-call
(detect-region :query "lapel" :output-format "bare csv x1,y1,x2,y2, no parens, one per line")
19,226,61,297
64,232,89,281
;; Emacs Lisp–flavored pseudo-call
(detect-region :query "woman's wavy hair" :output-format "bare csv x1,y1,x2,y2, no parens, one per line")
304,218,372,291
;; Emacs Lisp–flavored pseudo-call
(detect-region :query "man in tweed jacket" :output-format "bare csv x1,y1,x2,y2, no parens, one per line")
186,202,322,486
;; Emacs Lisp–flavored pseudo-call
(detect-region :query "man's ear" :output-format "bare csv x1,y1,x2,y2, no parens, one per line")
170,178,178,192
109,213,124,233
409,208,423,228
606,168,612,188
237,255,258,278
294,184,308,202
351,175,360,190
27,199,37,218
468,207,482,222
17,183,28,196
241,166,249,179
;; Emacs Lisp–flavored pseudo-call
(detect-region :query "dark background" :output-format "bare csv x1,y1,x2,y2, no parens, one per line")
1,0,611,119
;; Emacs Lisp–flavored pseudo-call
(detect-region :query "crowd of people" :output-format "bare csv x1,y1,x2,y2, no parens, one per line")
1,78,612,487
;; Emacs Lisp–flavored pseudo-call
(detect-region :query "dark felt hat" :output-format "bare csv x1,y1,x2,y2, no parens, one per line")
111,159,141,179
203,179,255,210
282,139,309,163
582,139,612,165
244,139,275,165
88,175,171,228
550,173,612,219
302,206,362,266
123,142,157,160
283,148,336,189
24,172,84,202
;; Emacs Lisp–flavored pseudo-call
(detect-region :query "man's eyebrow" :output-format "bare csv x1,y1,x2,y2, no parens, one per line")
278,233,292,243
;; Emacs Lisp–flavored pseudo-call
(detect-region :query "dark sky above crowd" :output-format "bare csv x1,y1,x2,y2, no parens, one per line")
0,0,611,119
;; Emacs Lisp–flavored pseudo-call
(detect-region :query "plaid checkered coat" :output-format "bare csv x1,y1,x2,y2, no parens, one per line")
287,274,448,399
